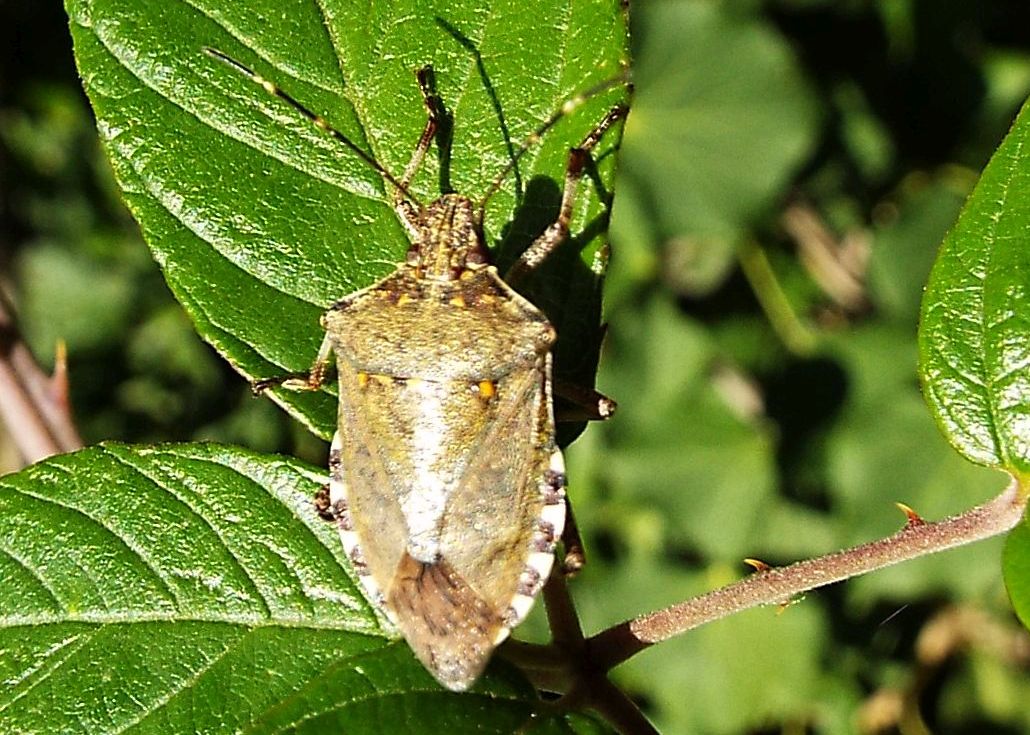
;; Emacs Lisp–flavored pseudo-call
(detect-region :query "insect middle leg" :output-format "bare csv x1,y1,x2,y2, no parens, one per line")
550,382,614,576
504,104,629,285
559,500,587,575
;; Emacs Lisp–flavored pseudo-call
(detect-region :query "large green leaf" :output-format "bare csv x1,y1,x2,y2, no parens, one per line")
918,95,1030,638
0,444,604,733
66,0,629,438
918,97,1030,475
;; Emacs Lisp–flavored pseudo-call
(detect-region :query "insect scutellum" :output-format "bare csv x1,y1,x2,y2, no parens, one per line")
205,45,627,690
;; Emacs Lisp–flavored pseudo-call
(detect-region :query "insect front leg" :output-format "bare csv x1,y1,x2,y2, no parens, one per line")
251,331,335,394
394,66,444,238
504,104,629,285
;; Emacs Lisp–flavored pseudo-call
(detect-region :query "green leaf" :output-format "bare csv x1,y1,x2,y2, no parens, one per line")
66,0,629,438
918,96,1030,473
1003,520,1030,630
0,443,600,733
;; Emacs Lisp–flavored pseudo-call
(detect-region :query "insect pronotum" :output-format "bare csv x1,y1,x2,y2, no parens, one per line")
205,46,627,690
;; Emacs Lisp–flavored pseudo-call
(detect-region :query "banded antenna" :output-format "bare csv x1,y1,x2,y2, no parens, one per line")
203,47,420,205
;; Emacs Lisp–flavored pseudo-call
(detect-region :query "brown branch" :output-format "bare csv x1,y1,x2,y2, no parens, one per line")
583,677,660,735
0,292,83,466
588,476,1026,671
544,568,585,648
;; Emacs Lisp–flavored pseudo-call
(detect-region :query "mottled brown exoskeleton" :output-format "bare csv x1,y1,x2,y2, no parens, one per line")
205,47,626,690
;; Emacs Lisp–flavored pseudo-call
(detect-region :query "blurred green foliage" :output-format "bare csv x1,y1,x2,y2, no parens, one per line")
3,1,1030,734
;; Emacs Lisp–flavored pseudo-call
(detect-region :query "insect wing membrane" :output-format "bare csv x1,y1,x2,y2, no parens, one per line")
325,268,563,689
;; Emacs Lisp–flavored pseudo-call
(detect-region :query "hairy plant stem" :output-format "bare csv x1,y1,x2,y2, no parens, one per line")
587,476,1025,672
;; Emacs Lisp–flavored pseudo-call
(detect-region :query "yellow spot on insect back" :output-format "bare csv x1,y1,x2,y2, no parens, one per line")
478,380,496,400
449,294,466,307
357,372,369,388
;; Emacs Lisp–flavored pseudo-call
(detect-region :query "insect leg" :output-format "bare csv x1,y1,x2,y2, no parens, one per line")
252,331,335,394
503,104,628,284
394,66,443,237
313,483,334,521
560,500,586,574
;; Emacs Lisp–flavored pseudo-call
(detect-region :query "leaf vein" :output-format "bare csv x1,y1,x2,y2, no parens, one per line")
100,446,276,619
0,627,100,716
0,542,64,613
5,468,182,611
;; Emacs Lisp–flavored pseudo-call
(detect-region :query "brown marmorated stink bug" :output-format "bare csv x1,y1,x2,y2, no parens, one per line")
204,47,627,691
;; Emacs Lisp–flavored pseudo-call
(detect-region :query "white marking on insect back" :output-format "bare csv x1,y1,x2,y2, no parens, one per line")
338,528,361,557
544,449,567,513
510,594,536,622
494,594,537,643
347,543,388,611
328,432,346,504
402,379,451,562
493,626,513,646
539,495,566,533
528,552,556,581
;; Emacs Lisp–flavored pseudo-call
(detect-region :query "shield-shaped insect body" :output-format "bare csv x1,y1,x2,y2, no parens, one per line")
206,47,626,691
324,195,567,689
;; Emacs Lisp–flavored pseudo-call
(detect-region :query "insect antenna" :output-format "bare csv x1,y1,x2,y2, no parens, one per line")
203,47,420,205
477,69,630,217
